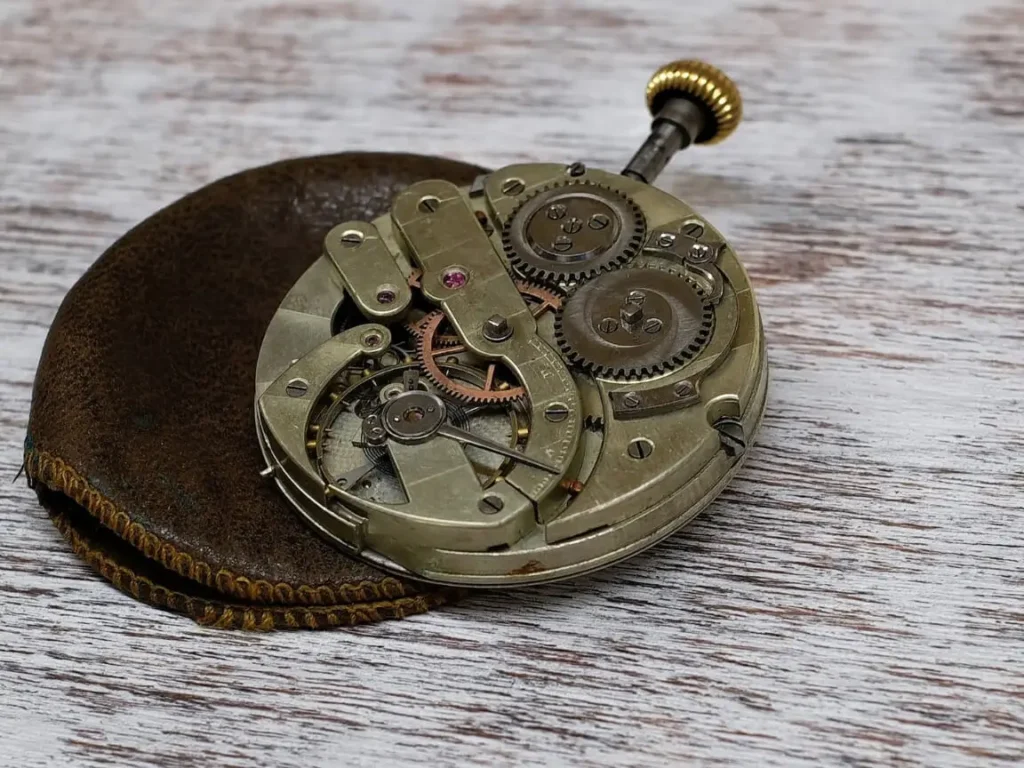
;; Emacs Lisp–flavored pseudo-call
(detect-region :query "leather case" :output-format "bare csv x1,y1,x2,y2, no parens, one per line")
24,152,483,629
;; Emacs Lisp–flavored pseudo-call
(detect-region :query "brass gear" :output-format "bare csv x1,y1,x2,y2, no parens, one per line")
417,281,562,404
502,180,645,285
554,262,714,379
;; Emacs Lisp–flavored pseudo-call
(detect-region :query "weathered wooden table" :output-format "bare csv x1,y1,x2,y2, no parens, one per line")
2,1,1021,765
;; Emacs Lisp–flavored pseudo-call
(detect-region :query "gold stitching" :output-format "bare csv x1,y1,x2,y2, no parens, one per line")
25,448,424,607
43,507,451,630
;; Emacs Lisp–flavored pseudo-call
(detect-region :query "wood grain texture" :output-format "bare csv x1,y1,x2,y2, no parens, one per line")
1,0,1022,766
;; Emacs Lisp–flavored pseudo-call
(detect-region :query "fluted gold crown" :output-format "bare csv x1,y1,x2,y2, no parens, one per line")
645,60,742,145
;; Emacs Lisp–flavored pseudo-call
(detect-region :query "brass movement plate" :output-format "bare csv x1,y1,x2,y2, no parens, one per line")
254,162,766,586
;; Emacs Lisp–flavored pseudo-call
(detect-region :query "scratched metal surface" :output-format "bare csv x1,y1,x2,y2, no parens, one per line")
1,1,1022,766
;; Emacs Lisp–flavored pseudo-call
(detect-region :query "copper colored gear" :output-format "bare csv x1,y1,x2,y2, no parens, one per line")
417,280,562,404
405,313,460,346
404,268,459,346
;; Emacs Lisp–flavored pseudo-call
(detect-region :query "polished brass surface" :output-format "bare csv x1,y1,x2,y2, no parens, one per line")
254,60,766,586
645,60,743,145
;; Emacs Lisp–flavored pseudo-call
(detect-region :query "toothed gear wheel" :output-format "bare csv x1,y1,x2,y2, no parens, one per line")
502,180,645,285
416,280,562,404
554,263,714,379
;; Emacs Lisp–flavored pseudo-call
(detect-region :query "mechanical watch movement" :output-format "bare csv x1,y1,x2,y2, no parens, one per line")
255,60,767,586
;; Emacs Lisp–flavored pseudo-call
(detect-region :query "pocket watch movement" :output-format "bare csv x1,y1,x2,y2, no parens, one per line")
255,60,767,586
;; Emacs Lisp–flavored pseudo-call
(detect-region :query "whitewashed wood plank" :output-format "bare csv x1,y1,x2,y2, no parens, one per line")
0,1,1022,766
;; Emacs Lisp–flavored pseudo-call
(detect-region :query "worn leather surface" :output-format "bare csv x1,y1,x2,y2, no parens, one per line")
26,152,483,627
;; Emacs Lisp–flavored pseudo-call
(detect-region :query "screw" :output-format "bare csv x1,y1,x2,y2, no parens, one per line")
688,243,713,263
547,204,567,220
620,301,644,325
567,162,586,177
285,378,309,398
674,380,695,398
418,196,440,213
589,213,610,230
598,317,619,334
340,230,364,247
479,495,505,514
656,233,676,248
562,217,583,234
483,314,513,342
363,415,387,445
364,427,387,446
682,221,705,238
643,317,663,334
501,178,526,195
627,290,646,305
552,235,573,252
622,391,641,409
627,438,654,460
544,403,569,423
715,418,747,457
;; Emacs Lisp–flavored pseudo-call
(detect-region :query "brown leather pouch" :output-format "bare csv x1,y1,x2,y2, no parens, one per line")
25,152,483,629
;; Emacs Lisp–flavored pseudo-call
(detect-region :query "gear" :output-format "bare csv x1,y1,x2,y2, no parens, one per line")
405,313,460,347
554,262,714,379
417,280,562,404
502,180,645,285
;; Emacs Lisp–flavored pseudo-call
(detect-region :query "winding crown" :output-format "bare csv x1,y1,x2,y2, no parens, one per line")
645,60,743,145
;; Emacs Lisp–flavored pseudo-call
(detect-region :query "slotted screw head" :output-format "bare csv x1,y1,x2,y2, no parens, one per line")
552,235,573,252
340,230,364,247
627,438,654,459
501,178,526,195
479,496,505,514
674,380,695,398
643,317,663,334
545,403,570,423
